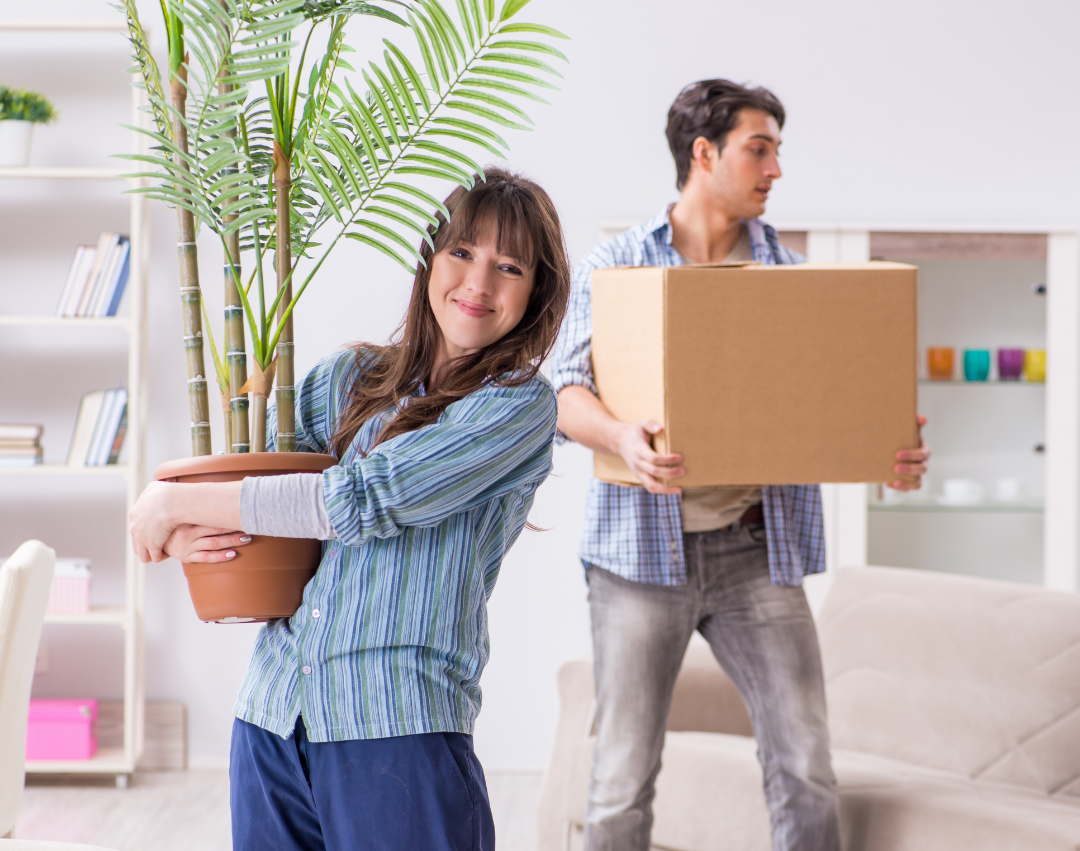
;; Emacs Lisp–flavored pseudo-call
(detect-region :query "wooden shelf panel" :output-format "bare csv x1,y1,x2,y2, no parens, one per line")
919,379,1046,386
26,746,133,775
0,464,130,478
0,167,127,181
0,20,128,33
44,606,127,627
0,316,131,328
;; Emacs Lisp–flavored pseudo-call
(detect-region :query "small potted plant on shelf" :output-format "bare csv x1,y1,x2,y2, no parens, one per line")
119,0,566,623
0,85,57,167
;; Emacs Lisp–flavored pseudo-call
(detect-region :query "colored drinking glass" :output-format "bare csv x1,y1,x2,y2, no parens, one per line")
1024,349,1046,382
927,347,954,380
963,349,990,381
998,348,1025,381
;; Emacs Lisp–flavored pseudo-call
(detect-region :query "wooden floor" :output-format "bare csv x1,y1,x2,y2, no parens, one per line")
15,769,543,851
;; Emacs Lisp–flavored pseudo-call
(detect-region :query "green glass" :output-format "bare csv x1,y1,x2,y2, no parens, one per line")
964,348,991,381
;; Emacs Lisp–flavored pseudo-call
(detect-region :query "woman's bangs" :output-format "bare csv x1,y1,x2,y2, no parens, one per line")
437,185,537,268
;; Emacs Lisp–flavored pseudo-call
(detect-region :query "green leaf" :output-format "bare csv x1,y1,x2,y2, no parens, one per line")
352,218,427,263
471,65,558,89
413,139,483,172
297,150,346,223
370,192,440,225
499,0,532,20
367,65,411,138
345,231,418,272
382,180,451,218
412,7,451,84
416,0,467,66
402,152,472,181
383,39,431,112
459,76,549,103
346,78,393,160
366,205,435,249
397,165,474,187
481,52,563,77
454,0,477,46
445,99,530,130
484,0,495,21
424,126,505,157
384,53,422,128
409,10,447,90
452,88,533,123
487,39,568,62
309,142,353,208
497,21,569,39
432,115,508,147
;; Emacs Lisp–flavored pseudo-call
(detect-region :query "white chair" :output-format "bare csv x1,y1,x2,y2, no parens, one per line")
0,542,56,840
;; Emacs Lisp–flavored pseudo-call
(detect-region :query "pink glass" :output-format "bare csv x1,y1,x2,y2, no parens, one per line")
26,698,98,761
998,348,1025,381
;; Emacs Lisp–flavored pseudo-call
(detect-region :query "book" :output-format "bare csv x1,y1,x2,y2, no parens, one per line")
105,398,128,465
56,246,88,317
59,247,96,317
68,390,108,466
0,424,43,441
0,438,40,450
74,233,116,317
96,238,131,317
80,233,121,317
0,453,42,467
0,445,41,456
89,389,127,466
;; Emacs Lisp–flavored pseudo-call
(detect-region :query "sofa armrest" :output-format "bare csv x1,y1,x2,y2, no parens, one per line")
538,659,595,851
667,643,753,736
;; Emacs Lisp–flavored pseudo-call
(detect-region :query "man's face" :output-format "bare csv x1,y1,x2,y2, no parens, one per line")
692,108,783,218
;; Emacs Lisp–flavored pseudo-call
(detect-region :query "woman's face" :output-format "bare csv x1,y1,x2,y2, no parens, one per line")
428,226,535,360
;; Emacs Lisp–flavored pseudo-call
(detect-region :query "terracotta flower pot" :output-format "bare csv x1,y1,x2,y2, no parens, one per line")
153,452,337,623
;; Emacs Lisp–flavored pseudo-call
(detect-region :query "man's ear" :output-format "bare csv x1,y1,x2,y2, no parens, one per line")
690,135,717,175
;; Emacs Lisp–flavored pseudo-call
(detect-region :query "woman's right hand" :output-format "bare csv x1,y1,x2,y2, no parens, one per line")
164,525,253,564
616,419,685,495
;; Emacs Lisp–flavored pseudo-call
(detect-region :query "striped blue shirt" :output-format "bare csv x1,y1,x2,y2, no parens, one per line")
550,207,826,587
235,349,557,741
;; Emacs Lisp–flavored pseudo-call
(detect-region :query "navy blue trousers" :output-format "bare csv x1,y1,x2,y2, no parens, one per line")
230,716,495,851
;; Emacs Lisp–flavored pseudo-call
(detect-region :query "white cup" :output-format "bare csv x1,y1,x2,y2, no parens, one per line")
943,478,983,504
995,477,1023,502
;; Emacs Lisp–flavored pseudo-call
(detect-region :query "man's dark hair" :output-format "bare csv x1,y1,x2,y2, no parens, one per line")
666,79,786,191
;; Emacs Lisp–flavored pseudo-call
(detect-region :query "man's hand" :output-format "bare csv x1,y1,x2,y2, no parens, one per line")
164,525,252,564
616,419,685,495
888,415,931,492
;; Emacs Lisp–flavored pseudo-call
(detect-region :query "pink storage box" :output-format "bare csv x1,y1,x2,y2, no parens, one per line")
26,698,98,760
46,559,92,615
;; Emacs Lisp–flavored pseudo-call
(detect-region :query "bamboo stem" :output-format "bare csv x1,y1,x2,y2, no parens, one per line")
221,392,233,458
273,140,296,453
171,65,212,456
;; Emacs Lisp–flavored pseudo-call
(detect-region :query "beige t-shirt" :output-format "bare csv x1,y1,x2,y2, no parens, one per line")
679,227,762,532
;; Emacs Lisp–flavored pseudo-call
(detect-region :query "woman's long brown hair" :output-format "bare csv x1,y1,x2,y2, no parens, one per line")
329,168,571,458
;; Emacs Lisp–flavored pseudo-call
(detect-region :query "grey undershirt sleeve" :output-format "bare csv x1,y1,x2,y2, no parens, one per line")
239,472,336,539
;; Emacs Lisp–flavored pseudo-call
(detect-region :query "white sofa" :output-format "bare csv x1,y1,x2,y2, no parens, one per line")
538,565,1080,850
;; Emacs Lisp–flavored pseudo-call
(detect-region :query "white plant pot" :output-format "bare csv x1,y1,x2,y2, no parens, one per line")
0,120,35,167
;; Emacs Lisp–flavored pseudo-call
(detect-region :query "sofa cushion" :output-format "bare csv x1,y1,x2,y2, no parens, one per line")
819,566,1080,801
632,733,1080,851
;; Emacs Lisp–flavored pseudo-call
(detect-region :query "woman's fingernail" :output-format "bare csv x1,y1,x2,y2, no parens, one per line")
240,536,252,543
226,551,237,558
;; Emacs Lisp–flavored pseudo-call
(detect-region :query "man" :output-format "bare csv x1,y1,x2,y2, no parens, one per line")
550,79,930,851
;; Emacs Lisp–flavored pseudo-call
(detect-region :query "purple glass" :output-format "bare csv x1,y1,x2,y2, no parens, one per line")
998,348,1025,380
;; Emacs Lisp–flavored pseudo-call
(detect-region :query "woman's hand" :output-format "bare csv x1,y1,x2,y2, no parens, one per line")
129,481,182,563
888,415,931,491
164,525,252,563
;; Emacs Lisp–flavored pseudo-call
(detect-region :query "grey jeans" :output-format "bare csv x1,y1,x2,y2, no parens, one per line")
584,524,840,851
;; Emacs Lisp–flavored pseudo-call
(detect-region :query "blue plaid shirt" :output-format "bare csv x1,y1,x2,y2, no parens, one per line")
550,207,826,587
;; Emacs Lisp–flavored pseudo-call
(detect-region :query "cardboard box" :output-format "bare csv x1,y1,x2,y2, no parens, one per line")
591,262,919,487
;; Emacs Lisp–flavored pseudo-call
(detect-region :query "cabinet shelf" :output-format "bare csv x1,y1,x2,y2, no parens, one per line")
44,606,127,627
0,316,131,329
869,501,1044,514
919,379,1045,386
0,167,127,181
25,746,133,775
0,464,129,479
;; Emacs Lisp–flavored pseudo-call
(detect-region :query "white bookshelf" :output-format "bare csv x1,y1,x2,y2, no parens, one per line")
0,18,149,785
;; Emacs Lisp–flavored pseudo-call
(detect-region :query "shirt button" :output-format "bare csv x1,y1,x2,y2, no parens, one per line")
301,665,312,675
312,609,320,619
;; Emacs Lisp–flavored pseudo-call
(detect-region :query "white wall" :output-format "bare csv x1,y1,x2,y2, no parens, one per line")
1,0,1078,769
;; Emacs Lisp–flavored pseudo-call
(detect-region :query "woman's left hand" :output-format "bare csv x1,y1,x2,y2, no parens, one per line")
888,415,931,491
129,481,181,563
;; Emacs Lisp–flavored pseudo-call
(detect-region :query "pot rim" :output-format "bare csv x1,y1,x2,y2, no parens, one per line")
154,451,337,481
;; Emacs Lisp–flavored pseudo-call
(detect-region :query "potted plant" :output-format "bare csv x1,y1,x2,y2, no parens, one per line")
0,85,57,167
119,0,566,622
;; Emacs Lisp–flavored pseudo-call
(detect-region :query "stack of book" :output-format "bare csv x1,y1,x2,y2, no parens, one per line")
56,233,131,318
0,424,43,467
68,389,128,467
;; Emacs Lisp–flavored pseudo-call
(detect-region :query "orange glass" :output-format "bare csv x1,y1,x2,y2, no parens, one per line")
927,346,954,380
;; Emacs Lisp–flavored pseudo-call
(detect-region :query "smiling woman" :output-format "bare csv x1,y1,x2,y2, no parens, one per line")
127,167,572,851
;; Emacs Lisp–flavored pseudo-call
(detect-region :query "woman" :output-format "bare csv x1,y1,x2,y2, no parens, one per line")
129,168,571,851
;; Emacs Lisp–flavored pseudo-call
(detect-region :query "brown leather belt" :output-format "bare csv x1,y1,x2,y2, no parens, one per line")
738,503,764,526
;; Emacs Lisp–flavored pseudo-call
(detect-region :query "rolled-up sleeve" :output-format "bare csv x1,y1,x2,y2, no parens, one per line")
322,380,557,547
549,244,619,444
